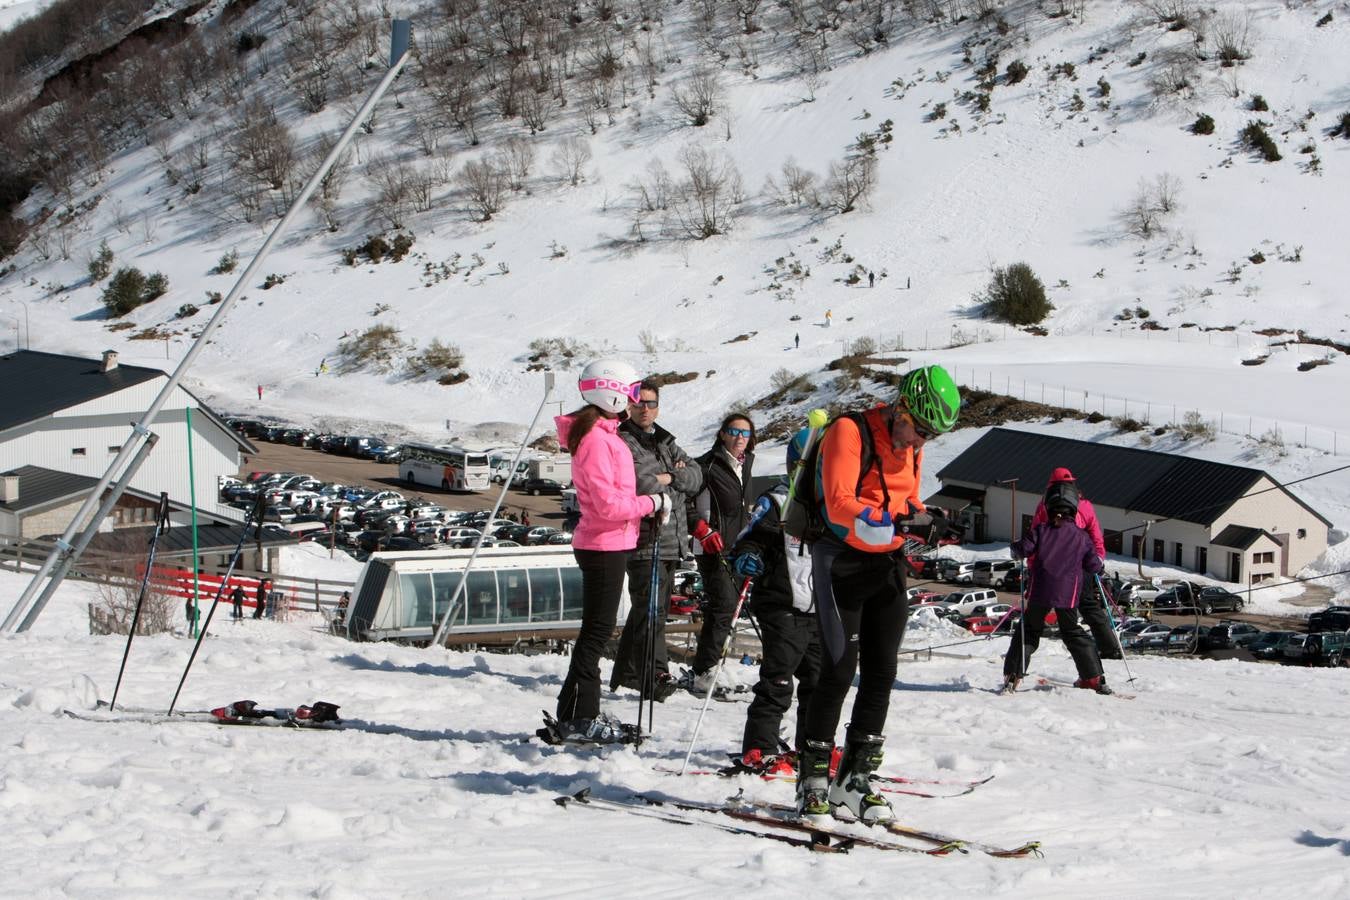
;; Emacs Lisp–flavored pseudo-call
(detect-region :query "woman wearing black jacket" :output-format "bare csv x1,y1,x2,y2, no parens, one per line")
686,413,756,688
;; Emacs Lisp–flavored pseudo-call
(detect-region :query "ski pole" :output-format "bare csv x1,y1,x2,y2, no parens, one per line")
1096,574,1136,685
110,494,171,711
167,508,260,714
636,529,662,746
678,576,753,776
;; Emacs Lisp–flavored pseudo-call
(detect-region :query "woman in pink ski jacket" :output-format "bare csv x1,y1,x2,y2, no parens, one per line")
547,360,668,744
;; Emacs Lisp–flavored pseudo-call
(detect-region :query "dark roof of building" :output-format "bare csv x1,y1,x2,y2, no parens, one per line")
1211,525,1272,550
0,351,164,433
936,428,1329,527
82,523,296,557
0,350,255,454
0,465,98,512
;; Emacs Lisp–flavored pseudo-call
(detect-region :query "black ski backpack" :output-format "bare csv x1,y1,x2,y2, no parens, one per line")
782,412,880,543
1044,479,1080,519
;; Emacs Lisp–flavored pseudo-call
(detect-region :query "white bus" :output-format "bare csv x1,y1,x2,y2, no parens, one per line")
400,443,492,492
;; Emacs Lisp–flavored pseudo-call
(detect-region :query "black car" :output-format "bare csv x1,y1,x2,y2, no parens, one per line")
1249,631,1298,661
1308,605,1350,632
518,477,565,496
1192,586,1244,614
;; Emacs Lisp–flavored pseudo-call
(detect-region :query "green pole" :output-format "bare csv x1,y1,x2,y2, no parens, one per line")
187,407,200,639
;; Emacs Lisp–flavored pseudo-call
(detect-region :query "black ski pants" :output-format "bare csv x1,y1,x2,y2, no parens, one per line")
610,556,676,691
693,553,738,673
1077,574,1122,659
801,543,908,745
743,602,822,755
1003,603,1103,681
557,548,630,722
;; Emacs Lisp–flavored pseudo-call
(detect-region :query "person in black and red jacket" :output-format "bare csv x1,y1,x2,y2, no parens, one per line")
685,413,756,694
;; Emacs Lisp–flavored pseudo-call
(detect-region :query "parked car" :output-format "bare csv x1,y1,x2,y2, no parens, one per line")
939,560,976,585
523,526,561,545
1165,624,1203,653
518,477,565,496
973,559,1019,589
1277,633,1310,663
961,614,1006,635
910,601,962,623
261,505,297,524
906,587,943,603
1122,622,1171,646
1192,586,1245,614
1248,631,1298,661
943,588,999,617
1307,605,1350,632
1202,621,1262,650
1285,632,1348,667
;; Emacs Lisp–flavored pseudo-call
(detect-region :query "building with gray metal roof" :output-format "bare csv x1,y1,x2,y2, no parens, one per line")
931,428,1329,585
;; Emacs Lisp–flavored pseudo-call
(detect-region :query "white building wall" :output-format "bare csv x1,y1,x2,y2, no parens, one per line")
1210,476,1329,575
0,378,242,523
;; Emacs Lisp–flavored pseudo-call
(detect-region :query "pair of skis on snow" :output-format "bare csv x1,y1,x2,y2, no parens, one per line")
64,699,342,729
555,788,1042,858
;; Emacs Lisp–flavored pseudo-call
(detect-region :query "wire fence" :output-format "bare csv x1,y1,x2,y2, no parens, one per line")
949,365,1343,456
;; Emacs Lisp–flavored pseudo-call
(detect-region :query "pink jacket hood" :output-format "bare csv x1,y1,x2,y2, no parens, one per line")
555,413,654,551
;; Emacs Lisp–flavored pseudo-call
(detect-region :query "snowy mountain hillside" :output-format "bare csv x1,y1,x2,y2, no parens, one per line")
0,0,1345,447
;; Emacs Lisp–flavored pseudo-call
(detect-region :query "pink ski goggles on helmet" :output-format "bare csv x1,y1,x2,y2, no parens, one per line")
578,377,643,402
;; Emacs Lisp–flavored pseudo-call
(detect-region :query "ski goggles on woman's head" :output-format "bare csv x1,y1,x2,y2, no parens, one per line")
723,426,752,439
578,378,643,402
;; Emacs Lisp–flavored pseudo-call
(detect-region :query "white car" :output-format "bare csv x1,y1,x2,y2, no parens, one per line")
409,505,446,521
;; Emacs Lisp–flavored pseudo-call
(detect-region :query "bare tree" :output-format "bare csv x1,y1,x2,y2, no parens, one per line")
229,97,297,192
519,89,556,134
499,137,536,191
368,155,415,229
765,157,819,206
1210,8,1254,65
668,144,743,239
1153,172,1183,214
456,157,509,221
550,135,592,186
671,66,722,127
630,157,672,212
822,153,876,214
736,0,766,33
285,12,338,113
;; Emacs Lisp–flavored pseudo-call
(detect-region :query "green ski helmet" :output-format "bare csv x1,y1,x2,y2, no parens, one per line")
897,365,960,435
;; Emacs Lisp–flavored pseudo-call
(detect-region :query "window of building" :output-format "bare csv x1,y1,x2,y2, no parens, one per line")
1196,546,1208,573
71,447,86,457
1253,551,1275,565
1297,528,1307,539
1152,538,1164,563
1173,542,1183,566
108,446,119,454
1251,573,1274,584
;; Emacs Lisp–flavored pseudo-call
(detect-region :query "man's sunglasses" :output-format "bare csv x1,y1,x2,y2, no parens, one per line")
723,427,753,438
632,399,660,409
901,411,936,441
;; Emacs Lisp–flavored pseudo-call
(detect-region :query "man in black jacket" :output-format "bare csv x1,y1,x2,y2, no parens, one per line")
610,381,703,700
685,413,756,692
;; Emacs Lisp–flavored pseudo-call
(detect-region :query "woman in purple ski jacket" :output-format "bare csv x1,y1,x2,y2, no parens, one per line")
1002,481,1110,694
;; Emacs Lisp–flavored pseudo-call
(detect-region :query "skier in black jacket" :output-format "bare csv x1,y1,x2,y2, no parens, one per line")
684,412,756,693
610,381,703,700
729,428,821,773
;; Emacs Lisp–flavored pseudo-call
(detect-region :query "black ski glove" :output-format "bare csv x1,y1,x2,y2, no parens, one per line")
895,507,964,545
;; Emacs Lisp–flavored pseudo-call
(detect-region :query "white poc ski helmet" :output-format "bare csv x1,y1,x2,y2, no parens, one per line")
578,358,642,413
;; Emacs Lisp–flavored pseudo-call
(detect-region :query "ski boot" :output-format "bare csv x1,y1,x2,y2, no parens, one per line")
794,739,834,819
736,748,797,777
828,733,894,824
538,711,638,745
1001,674,1022,694
1073,675,1113,695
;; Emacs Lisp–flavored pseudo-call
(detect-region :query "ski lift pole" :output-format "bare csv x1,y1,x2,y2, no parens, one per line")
0,20,415,635
431,372,555,647
11,435,159,631
109,494,171,711
678,576,753,776
168,508,260,714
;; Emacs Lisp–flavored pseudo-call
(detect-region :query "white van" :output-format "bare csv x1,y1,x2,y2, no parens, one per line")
281,521,330,542
944,588,999,617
